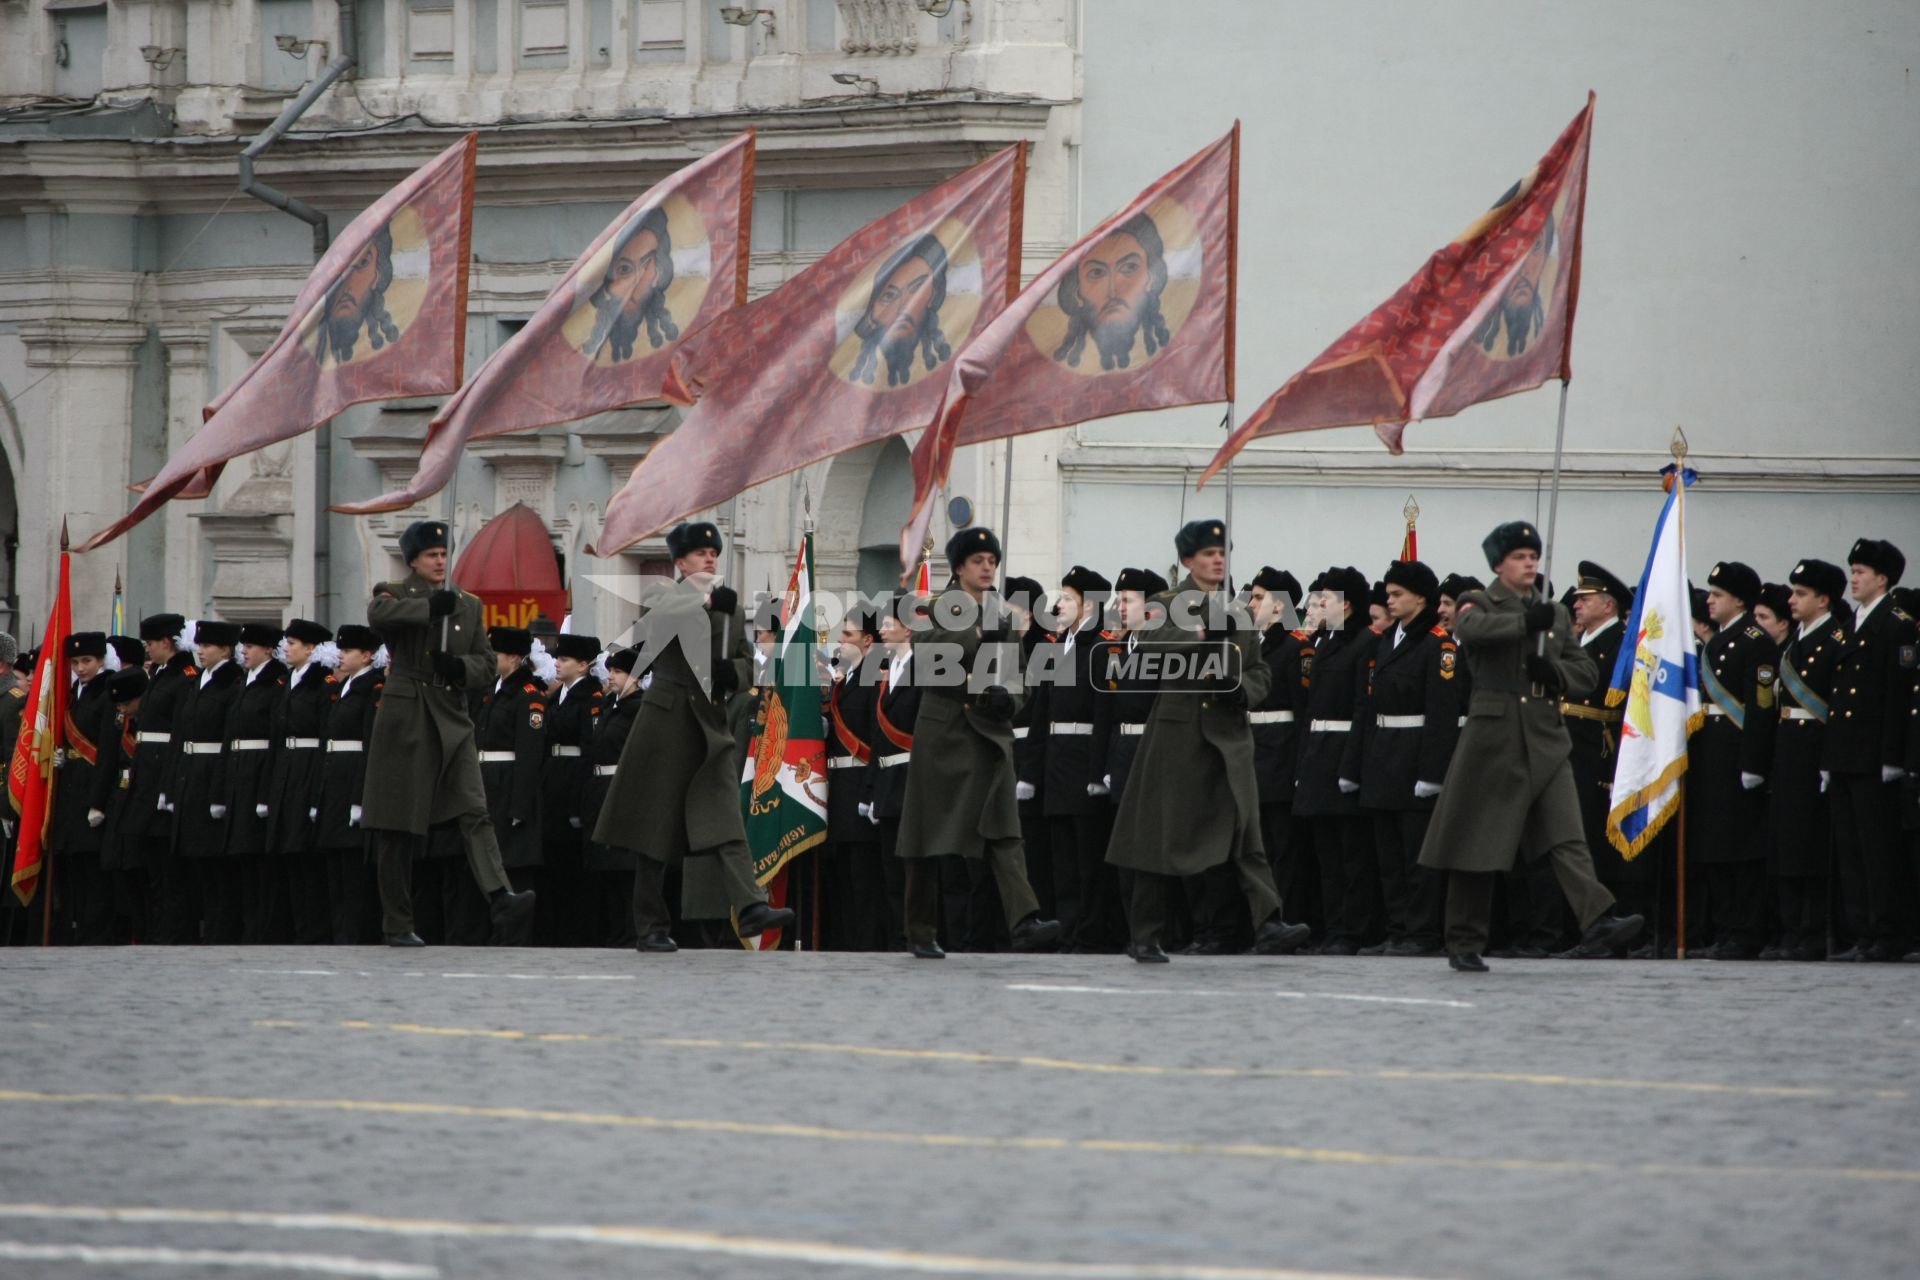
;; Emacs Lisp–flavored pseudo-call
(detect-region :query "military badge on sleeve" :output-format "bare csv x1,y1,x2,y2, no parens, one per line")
1439,648,1458,680
1756,665,1776,709
1900,645,1917,670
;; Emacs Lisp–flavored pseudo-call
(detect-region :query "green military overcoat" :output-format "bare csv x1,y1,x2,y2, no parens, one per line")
1105,577,1269,878
362,572,497,836
1417,579,1597,874
592,578,753,864
897,586,1024,860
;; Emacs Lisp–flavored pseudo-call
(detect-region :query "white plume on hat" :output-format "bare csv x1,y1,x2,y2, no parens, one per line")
311,640,342,670
103,645,123,673
272,636,290,665
372,645,391,671
178,620,198,651
590,649,611,684
528,637,558,684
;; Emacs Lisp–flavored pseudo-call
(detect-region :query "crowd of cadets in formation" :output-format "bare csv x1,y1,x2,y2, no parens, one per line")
2,532,1916,961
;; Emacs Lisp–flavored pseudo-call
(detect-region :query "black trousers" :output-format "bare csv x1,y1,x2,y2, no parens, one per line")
1446,844,1615,957
1019,809,1056,921
1830,771,1915,953
875,820,909,950
322,844,380,944
1261,804,1315,936
1774,873,1828,954
903,837,1037,949
1183,860,1250,952
822,836,886,951
590,868,638,947
1371,808,1442,948
1504,853,1572,952
239,855,292,945
1128,843,1282,951
145,834,199,944
285,848,332,945
1049,810,1122,951
1706,859,1769,951
633,841,763,940
192,858,242,944
1310,814,1380,947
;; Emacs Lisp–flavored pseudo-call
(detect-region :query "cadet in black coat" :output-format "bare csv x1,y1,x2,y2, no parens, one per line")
94,668,150,942
474,627,548,945
1823,539,1918,961
313,627,383,944
1088,569,1167,811
222,624,287,943
1765,561,1850,959
1244,571,1310,927
1689,562,1781,958
1004,578,1052,921
173,622,246,942
542,633,604,945
865,610,922,951
1562,564,1644,929
583,647,643,947
1347,561,1462,956
822,612,881,951
130,616,197,943
265,620,336,943
1293,567,1381,954
53,632,115,943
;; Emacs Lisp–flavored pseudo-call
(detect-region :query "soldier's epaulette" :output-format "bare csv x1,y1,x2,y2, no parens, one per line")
7,686,23,699
1100,628,1124,641
523,683,540,694
275,677,287,686
324,673,338,684
1894,607,1913,624
1431,624,1451,639
372,583,398,597
1745,625,1765,640
1832,627,1847,642
1290,629,1312,641
1045,631,1063,643
184,665,198,677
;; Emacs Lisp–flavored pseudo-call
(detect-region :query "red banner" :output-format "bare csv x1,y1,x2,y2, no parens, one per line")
337,132,756,516
587,144,1027,558
80,135,478,551
1206,95,1593,477
8,540,73,905
901,127,1239,567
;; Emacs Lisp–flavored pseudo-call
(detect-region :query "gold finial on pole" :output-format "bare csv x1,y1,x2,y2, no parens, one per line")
1402,493,1420,526
1670,426,1689,463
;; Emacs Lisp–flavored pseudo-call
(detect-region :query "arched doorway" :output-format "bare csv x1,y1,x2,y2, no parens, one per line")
855,438,913,598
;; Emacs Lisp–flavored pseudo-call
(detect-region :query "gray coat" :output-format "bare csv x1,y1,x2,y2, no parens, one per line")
1418,580,1595,874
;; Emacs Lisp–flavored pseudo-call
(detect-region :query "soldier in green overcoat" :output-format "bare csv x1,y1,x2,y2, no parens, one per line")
590,521,792,953
1416,520,1645,971
1104,519,1312,963
894,526,1061,959
364,519,537,947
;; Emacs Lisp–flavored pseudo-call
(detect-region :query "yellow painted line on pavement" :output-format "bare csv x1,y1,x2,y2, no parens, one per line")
0,1204,1445,1280
2,1089,1917,1185
252,1021,1908,1102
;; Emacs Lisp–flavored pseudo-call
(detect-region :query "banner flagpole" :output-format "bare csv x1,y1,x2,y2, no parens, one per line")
1222,407,1236,593
1535,378,1571,656
998,437,1015,587
1671,425,1689,961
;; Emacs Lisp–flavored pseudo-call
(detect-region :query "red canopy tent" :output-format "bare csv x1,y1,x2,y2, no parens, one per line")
452,502,568,629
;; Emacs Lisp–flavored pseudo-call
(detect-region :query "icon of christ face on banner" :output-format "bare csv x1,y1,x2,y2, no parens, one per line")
1024,196,1205,376
831,219,984,391
563,194,714,367
302,205,434,369
1472,192,1567,360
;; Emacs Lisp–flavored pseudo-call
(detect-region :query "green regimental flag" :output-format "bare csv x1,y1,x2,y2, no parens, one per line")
739,531,829,924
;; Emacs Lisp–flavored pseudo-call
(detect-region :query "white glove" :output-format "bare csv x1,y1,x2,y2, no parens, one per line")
1103,774,1113,790
1338,778,1360,794
1819,770,1830,794
255,803,269,819
308,806,318,821
157,792,168,811
1015,781,1035,801
511,817,523,828
52,748,66,769
209,804,228,819
349,804,362,827
857,801,872,820
1740,772,1765,791
86,808,106,828
1882,766,1909,784
1087,781,1110,797
1413,780,1443,800
569,816,583,829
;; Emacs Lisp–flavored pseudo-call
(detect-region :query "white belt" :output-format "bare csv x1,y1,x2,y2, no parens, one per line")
594,764,619,777
877,752,911,769
1050,722,1092,736
285,737,320,749
478,750,516,763
1310,719,1352,733
1377,715,1426,729
1119,723,1147,736
325,740,363,753
230,739,270,751
1247,710,1295,725
550,745,582,757
1783,708,1820,722
183,742,222,755
136,731,171,744
1012,726,1030,739
828,757,864,770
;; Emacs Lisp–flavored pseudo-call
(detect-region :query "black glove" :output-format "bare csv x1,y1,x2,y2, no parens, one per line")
711,660,740,698
430,650,464,685
1525,652,1560,689
1524,601,1557,633
708,586,738,616
977,684,1015,721
429,589,459,618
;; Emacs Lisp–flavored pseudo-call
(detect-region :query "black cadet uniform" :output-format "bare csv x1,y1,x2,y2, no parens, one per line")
866,639,922,951
1346,561,1463,956
1766,561,1850,959
52,633,114,943
313,627,384,945
130,617,196,944
582,648,642,947
222,625,287,944
94,667,150,942
473,628,547,945
1248,571,1311,934
823,637,880,950
1033,566,1120,952
1689,562,1780,957
174,625,246,942
265,620,336,944
541,633,603,945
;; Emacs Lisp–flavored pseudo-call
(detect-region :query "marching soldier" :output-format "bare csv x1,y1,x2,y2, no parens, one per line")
54,632,114,943
266,619,336,944
1825,538,1917,961
542,632,603,945
1417,521,1644,971
132,615,196,943
224,622,287,944
1562,563,1644,944
1105,519,1311,963
593,521,791,953
823,610,881,950
582,647,642,947
462,626,546,945
364,520,537,948
1764,560,1850,960
1690,561,1778,958
175,621,245,942
895,527,1061,959
1296,566,1379,955
313,625,384,944
1347,560,1463,957
1034,565,1120,952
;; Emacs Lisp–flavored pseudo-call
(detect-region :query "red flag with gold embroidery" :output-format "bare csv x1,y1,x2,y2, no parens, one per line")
901,127,1239,568
337,132,755,515
79,135,478,550
587,143,1027,557
9,529,73,905
1205,95,1593,479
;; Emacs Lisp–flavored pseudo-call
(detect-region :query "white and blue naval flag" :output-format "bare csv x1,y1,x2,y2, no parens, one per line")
1605,468,1703,858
